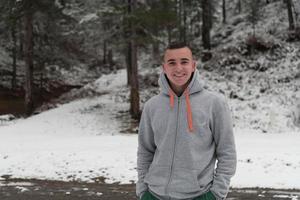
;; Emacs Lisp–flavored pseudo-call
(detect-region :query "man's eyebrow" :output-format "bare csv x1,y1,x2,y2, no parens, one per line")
167,59,176,62
181,58,190,61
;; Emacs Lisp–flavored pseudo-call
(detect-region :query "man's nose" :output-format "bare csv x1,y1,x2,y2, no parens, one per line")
174,63,183,71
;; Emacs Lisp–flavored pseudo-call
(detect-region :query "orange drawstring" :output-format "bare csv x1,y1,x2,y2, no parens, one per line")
169,88,194,133
184,88,194,133
169,89,174,108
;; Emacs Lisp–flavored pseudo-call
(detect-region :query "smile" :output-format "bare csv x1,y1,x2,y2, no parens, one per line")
174,74,185,77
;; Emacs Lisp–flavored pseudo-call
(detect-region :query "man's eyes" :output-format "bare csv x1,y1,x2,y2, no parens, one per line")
168,61,189,66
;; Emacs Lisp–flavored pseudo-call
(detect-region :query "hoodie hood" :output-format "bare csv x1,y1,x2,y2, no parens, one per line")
158,69,205,132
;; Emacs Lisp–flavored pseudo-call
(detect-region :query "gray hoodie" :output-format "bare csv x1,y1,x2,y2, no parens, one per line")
136,69,236,200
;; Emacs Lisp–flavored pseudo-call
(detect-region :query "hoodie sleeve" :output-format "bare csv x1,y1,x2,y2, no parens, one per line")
136,102,156,199
210,95,237,200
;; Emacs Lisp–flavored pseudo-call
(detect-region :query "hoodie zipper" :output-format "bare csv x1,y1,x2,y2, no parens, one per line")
165,97,180,199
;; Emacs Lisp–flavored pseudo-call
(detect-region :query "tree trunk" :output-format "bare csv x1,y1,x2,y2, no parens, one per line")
130,39,140,119
152,42,160,64
103,39,107,64
183,1,187,43
11,21,17,90
167,26,172,44
286,0,295,30
151,11,160,64
209,2,213,30
126,42,132,86
108,49,114,70
178,0,183,41
237,0,242,14
194,10,201,38
19,19,23,59
222,0,226,24
128,0,140,120
291,0,298,23
201,0,211,49
126,0,132,86
24,9,34,116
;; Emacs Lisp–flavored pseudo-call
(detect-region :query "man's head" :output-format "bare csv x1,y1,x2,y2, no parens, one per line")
162,42,196,94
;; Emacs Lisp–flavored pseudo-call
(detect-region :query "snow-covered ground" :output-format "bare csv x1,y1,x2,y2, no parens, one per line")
0,69,300,190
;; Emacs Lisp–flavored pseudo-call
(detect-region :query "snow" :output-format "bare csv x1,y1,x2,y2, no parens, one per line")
79,13,99,24
0,68,300,190
232,128,300,189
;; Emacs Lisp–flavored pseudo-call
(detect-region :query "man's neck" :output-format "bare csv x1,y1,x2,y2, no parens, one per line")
169,79,192,97
170,84,183,97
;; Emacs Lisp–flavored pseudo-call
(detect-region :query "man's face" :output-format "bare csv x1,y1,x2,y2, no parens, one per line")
163,47,196,92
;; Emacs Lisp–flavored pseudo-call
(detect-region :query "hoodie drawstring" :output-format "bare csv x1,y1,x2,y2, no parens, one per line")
168,88,194,133
169,90,174,108
184,88,194,132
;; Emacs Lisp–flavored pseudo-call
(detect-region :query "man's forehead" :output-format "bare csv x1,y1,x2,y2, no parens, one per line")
164,47,193,61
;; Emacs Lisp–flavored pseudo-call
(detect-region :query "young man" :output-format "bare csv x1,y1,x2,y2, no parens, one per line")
136,42,236,200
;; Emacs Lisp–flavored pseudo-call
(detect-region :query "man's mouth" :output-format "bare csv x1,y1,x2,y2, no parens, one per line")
173,74,185,78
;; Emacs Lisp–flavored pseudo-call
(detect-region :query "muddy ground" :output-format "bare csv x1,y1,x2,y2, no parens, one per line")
0,179,299,200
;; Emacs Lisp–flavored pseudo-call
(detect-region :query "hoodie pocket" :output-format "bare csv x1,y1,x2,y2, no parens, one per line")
144,165,169,187
169,168,201,193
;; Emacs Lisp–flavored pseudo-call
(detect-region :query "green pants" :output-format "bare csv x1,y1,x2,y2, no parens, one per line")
193,191,216,200
141,191,216,200
141,191,159,200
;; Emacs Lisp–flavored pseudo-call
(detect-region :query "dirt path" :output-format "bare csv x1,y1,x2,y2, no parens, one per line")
0,179,299,200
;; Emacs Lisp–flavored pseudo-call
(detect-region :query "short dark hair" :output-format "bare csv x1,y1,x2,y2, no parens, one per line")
162,41,193,62
166,41,190,50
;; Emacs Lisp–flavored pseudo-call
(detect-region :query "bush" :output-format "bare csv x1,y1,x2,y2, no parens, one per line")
245,36,278,53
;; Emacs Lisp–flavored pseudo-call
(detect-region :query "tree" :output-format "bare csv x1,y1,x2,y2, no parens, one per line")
0,0,19,90
14,0,69,115
21,0,34,115
128,0,140,119
201,0,211,49
285,0,295,30
102,0,178,119
145,0,177,62
222,0,226,24
237,0,242,14
247,0,262,37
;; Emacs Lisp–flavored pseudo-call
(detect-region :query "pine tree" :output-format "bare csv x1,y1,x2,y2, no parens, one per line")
12,0,69,115
0,0,20,90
